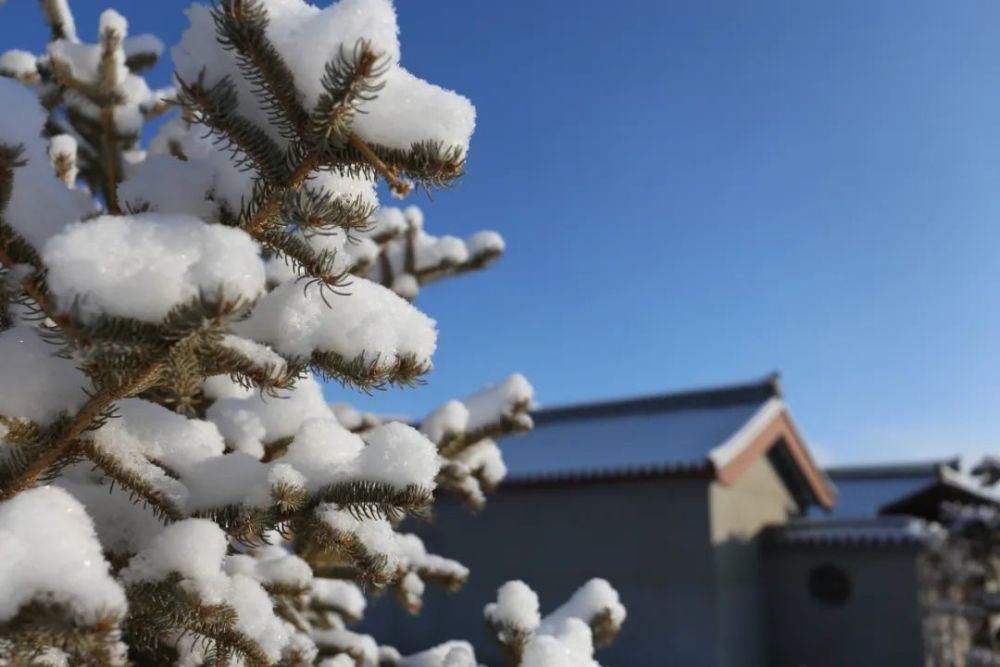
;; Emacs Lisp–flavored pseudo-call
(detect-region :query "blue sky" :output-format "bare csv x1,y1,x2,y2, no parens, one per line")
2,1,999,465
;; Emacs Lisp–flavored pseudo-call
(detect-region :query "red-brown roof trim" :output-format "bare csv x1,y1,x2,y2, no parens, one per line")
714,409,835,509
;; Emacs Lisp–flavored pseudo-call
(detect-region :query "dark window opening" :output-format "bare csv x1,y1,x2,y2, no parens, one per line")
808,563,851,607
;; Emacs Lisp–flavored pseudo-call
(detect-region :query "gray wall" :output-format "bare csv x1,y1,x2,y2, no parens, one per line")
361,476,719,666
762,544,926,666
710,457,799,667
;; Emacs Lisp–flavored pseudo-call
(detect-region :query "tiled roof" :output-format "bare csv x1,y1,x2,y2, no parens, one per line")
499,373,834,508
764,516,942,549
817,460,958,518
502,374,782,481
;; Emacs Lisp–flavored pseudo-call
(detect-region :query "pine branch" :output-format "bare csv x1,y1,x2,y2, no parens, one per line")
347,132,412,197
81,439,185,522
310,349,430,391
127,577,271,667
284,187,375,235
0,600,122,666
0,297,250,499
411,244,504,287
99,107,123,214
437,408,532,459
39,0,78,42
308,41,388,149
312,480,433,522
197,343,302,395
326,139,467,193
212,0,309,139
0,362,161,500
0,143,84,345
257,228,352,295
176,72,289,184
297,517,394,587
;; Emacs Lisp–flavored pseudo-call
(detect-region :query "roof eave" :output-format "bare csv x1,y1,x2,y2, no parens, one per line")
711,404,836,511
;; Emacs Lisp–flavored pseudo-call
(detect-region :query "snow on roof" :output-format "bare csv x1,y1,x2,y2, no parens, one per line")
937,465,1000,503
878,465,1000,520
502,375,782,481
765,516,942,548
806,459,975,519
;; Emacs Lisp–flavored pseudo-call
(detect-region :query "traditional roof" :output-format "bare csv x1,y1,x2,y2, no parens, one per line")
819,459,957,518
502,374,835,509
879,466,1000,521
764,516,941,549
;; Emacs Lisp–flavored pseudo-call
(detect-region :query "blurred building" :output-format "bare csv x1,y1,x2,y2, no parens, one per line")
363,375,997,666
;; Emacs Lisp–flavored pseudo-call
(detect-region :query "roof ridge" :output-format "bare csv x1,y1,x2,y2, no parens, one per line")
825,458,960,480
533,372,781,425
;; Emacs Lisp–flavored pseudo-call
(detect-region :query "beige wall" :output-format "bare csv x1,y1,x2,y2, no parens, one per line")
709,456,799,667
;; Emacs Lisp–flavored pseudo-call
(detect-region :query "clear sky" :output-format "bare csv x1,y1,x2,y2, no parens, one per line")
2,1,999,466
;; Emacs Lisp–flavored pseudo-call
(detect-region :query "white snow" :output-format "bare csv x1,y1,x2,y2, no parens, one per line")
118,155,217,220
181,452,274,511
311,578,367,619
206,374,332,456
520,633,600,667
485,580,541,634
173,0,474,154
395,533,468,583
48,16,155,135
330,402,378,432
421,400,469,444
0,486,126,623
311,627,378,666
539,617,596,658
0,50,38,81
316,505,402,577
99,9,128,38
224,547,312,590
202,374,255,401
0,78,89,249
0,326,88,424
466,230,505,256
121,518,291,660
317,655,355,667
463,373,534,433
224,573,291,661
44,213,266,323
369,207,407,238
110,399,226,475
123,33,164,59
55,472,166,555
365,207,505,290
352,66,475,154
390,272,419,299
234,276,437,370
399,641,478,667
708,397,785,468
121,518,228,584
44,0,77,40
358,422,440,489
264,229,353,285
87,415,190,509
454,439,507,488
539,578,626,636
281,417,365,489
48,134,79,185
219,334,289,377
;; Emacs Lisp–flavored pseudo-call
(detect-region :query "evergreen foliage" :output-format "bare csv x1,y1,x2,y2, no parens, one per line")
920,458,1000,666
0,1,625,665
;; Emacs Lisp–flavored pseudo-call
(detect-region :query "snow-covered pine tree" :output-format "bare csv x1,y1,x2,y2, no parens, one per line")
921,457,999,666
0,1,626,665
